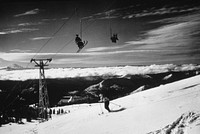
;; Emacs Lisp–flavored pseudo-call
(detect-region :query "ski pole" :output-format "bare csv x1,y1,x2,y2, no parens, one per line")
99,103,104,114
110,102,121,107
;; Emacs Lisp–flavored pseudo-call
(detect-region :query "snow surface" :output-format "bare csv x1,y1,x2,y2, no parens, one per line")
1,75,200,134
0,64,200,80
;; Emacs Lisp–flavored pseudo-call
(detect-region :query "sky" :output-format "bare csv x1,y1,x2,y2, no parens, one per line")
0,0,200,68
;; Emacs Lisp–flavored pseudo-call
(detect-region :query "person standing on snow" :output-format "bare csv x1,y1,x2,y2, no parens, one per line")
99,94,111,112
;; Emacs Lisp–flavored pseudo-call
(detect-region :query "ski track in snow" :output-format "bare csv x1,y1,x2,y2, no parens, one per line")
148,112,200,134
0,75,200,134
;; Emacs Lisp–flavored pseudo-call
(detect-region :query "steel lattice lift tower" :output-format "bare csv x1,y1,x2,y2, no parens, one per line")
30,58,52,120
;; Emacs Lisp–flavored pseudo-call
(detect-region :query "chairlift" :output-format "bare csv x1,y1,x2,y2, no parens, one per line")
75,14,88,53
108,13,119,43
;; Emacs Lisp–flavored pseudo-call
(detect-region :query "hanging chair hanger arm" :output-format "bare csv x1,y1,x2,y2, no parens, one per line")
80,18,82,39
109,13,111,36
108,13,112,37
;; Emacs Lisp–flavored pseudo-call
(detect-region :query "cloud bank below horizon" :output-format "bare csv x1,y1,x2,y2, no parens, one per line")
0,64,199,81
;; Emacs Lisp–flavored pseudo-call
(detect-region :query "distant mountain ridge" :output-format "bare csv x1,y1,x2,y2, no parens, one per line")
6,64,24,70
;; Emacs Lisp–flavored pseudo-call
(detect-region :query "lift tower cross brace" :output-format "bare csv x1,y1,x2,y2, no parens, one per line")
30,58,52,120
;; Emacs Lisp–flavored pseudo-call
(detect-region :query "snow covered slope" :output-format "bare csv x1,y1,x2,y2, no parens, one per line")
1,75,200,134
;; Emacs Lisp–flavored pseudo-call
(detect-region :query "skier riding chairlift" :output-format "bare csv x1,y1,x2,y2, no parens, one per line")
75,34,84,49
110,34,119,43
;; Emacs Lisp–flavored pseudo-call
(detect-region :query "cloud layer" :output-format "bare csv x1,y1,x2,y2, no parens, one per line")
17,22,44,26
81,4,200,21
10,49,32,53
0,64,199,80
14,8,40,17
127,11,200,49
0,28,39,35
30,37,53,41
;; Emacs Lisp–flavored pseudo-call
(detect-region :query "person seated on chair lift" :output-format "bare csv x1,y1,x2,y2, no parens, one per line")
75,34,84,49
110,34,119,43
